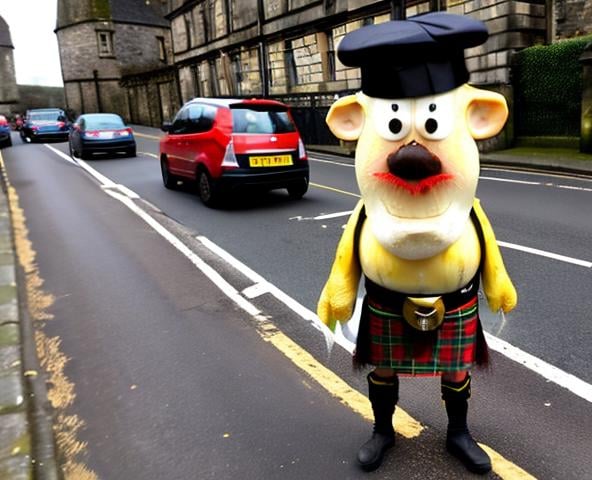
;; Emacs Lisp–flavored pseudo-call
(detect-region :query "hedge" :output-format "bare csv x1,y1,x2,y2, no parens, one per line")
513,35,592,136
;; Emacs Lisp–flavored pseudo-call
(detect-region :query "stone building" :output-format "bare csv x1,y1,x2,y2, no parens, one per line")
118,0,548,149
79,0,588,150
55,0,173,120
0,15,18,114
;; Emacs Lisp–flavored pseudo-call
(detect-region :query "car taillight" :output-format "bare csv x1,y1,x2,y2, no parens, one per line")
57,121,66,128
84,130,100,138
221,141,239,169
298,138,307,161
126,127,133,135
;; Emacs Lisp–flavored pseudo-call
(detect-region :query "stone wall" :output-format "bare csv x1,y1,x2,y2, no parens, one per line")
448,0,546,85
0,47,18,108
12,85,66,116
123,69,179,126
555,0,592,38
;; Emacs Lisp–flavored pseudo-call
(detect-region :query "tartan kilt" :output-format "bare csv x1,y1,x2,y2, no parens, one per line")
355,294,484,376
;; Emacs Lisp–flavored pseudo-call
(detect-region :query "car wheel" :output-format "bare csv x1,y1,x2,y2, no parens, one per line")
161,157,178,189
198,170,219,207
127,147,136,158
287,178,309,199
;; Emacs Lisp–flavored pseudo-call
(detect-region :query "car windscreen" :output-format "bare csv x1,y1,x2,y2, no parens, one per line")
84,115,125,130
30,112,63,122
231,109,296,134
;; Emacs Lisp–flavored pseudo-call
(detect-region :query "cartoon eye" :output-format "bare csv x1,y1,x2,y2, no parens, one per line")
415,94,454,140
370,98,412,141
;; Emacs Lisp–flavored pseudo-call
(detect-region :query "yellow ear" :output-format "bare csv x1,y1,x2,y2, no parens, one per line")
466,88,508,140
326,95,365,141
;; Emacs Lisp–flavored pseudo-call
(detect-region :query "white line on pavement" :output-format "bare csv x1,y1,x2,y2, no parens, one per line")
308,156,354,167
498,241,592,268
480,176,541,186
314,210,354,220
307,158,592,191
197,235,592,404
43,143,78,165
481,175,592,192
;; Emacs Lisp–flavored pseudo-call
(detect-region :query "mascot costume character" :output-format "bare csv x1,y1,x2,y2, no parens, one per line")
317,12,517,474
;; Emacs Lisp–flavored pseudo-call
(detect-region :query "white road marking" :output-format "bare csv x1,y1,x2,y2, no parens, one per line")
498,241,592,268
45,144,141,199
480,176,540,186
484,333,592,403
308,156,354,167
46,145,592,404
43,144,78,165
197,237,592,404
307,157,592,191
314,210,354,220
481,166,592,182
481,175,592,192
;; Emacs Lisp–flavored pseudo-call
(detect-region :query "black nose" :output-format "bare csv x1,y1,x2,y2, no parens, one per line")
386,142,442,180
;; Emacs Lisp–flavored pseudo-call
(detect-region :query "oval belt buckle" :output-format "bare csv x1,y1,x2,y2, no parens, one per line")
402,296,445,331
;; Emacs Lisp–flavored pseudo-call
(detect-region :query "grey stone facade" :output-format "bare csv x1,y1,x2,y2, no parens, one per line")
123,1,547,114
555,0,592,38
85,0,587,148
55,0,173,121
0,16,18,113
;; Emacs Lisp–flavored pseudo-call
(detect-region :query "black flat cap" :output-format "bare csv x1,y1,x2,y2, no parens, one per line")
338,12,488,99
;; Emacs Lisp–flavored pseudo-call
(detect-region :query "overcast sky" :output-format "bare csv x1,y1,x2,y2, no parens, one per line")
0,0,63,86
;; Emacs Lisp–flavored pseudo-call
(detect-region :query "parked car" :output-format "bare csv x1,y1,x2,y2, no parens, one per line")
20,108,70,143
0,115,12,148
159,98,309,206
69,113,136,159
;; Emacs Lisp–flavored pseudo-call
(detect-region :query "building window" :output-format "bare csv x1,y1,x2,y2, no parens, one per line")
286,40,299,87
184,13,193,49
191,65,200,97
97,31,114,57
231,53,242,95
157,36,166,62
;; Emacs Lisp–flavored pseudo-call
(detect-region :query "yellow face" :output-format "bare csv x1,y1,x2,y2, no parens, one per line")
326,84,508,259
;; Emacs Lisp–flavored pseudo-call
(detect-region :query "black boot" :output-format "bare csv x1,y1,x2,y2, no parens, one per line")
441,374,492,474
357,372,398,471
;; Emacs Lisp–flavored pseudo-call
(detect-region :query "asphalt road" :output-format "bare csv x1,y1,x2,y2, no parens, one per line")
2,129,592,479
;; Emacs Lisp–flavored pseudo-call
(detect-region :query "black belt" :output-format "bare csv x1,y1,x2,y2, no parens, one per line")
364,272,480,314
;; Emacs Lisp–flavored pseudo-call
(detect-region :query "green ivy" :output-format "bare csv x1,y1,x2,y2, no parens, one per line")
513,36,592,136
91,0,111,19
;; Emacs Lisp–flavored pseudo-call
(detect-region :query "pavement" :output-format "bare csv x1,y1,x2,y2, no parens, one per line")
0,139,590,479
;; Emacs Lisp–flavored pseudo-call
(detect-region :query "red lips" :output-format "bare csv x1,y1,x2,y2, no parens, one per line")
373,172,454,195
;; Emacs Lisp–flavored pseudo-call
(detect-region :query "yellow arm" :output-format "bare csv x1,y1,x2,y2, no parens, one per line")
473,198,518,313
317,200,364,331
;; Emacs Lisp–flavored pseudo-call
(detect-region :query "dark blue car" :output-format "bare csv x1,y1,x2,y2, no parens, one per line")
69,113,136,159
0,115,11,148
20,108,70,143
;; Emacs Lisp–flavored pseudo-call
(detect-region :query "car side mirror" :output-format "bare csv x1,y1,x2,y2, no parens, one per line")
161,121,172,132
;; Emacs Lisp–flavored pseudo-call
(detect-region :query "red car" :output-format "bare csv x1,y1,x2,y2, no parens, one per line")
159,98,309,206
